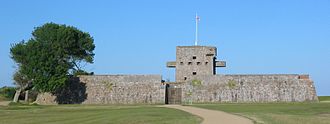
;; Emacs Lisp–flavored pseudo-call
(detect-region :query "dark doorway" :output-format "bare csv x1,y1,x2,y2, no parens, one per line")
165,84,182,104
165,84,169,104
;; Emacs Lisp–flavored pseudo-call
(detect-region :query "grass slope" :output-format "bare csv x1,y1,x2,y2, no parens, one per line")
0,105,201,124
193,103,330,124
319,96,330,102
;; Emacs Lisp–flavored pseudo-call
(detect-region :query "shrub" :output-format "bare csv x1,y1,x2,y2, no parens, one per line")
0,86,16,100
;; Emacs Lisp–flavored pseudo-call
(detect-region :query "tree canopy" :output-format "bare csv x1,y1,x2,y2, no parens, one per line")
10,23,95,92
13,70,32,90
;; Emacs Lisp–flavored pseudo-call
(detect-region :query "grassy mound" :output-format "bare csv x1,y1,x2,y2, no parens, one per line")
318,96,330,102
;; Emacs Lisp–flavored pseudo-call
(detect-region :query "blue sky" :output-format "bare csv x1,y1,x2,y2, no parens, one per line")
0,0,329,95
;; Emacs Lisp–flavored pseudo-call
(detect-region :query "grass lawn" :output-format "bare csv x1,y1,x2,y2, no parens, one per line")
192,102,330,124
0,104,201,124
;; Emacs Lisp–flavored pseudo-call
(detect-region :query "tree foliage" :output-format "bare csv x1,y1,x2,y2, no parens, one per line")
10,23,95,92
73,69,94,76
13,70,31,90
0,86,16,100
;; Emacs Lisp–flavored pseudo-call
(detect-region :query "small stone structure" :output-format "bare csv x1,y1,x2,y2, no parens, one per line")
36,75,164,104
36,45,318,104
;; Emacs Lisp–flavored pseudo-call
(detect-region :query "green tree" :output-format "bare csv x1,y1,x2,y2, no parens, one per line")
10,23,95,93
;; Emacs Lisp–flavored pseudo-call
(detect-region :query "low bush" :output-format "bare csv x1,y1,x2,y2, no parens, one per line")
0,86,16,101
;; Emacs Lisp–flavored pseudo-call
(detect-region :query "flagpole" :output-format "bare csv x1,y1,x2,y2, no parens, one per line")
195,13,198,46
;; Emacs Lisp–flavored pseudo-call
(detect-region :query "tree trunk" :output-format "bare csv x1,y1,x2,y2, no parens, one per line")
13,89,21,103
25,90,29,103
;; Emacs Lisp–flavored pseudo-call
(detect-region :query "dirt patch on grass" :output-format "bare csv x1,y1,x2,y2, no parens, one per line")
317,112,330,117
0,101,10,106
163,105,253,124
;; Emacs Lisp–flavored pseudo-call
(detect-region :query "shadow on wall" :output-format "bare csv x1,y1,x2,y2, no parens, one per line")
53,77,87,104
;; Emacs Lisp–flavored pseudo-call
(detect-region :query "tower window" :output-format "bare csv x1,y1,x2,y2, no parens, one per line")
197,62,201,65
184,77,187,80
205,62,208,65
192,72,197,75
188,62,192,65
180,62,184,65
193,56,196,59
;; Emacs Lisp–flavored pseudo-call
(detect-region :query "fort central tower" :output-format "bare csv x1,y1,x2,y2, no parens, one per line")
167,46,226,82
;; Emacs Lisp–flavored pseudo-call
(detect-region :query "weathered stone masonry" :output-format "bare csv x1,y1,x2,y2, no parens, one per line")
175,74,318,103
36,75,165,104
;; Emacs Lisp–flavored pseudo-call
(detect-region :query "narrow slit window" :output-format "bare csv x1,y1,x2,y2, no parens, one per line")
197,62,201,65
193,56,196,59
188,62,192,65
192,72,197,75
205,62,208,65
180,62,184,65
184,77,187,80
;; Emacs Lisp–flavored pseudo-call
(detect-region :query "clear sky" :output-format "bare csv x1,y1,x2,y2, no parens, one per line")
0,0,329,95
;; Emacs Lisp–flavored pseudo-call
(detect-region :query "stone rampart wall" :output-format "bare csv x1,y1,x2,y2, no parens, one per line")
36,75,164,104
176,74,318,103
36,74,318,104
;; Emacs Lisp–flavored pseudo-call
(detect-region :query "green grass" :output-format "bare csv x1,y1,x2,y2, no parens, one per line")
319,96,330,102
0,104,201,124
192,103,330,124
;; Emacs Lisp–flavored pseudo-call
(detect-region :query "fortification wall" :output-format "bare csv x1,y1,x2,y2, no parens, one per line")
36,75,164,104
176,74,318,103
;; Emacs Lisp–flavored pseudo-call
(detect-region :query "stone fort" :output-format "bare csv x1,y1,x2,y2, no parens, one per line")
36,45,318,104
